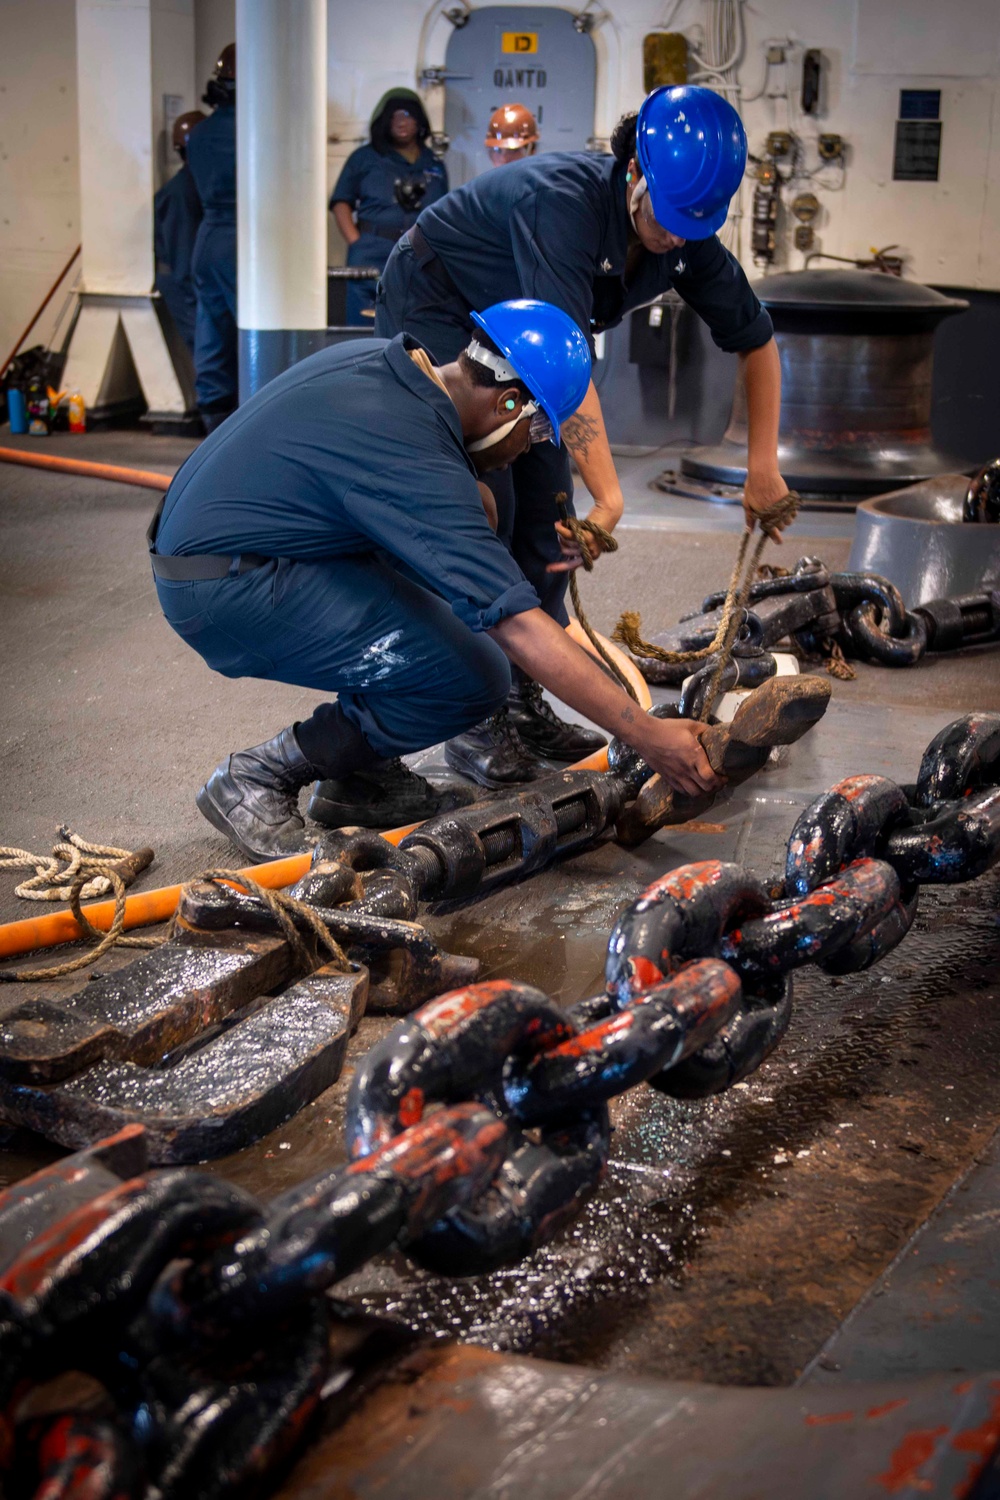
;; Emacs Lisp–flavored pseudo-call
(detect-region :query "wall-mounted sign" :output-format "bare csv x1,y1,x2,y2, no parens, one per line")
501,32,538,53
899,89,941,119
893,121,941,180
893,89,941,181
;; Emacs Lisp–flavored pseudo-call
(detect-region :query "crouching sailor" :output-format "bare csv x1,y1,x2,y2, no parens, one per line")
148,298,721,860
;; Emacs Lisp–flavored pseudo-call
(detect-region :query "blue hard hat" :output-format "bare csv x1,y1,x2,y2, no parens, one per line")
636,85,747,240
470,299,591,445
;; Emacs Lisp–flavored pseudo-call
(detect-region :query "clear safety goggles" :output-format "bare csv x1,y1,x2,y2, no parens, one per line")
528,407,554,445
465,397,554,453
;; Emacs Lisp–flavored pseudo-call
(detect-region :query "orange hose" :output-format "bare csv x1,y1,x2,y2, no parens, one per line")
0,771,611,961
569,747,610,773
565,619,651,711
0,821,424,962
0,447,171,492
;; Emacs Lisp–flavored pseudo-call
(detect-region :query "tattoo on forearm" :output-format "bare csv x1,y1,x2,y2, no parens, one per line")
621,705,636,724
561,412,600,464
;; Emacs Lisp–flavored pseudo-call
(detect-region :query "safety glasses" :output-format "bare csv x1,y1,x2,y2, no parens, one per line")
527,407,554,445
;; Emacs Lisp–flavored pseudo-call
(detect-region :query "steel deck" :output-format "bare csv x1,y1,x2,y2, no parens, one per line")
2,433,999,1494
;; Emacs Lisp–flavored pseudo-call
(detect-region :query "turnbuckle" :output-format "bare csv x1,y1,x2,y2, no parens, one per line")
400,770,626,900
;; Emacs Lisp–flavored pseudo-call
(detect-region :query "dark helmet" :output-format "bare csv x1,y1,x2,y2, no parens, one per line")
214,43,236,82
203,42,235,107
172,110,206,155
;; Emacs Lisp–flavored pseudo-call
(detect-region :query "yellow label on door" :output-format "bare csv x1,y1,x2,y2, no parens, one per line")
501,31,538,53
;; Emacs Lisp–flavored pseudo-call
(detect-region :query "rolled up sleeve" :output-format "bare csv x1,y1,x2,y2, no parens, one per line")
341,468,540,632
470,579,540,631
674,237,773,353
330,151,362,209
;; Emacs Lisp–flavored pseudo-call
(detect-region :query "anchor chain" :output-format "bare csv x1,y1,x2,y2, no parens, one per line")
1,711,999,1497
618,556,1000,687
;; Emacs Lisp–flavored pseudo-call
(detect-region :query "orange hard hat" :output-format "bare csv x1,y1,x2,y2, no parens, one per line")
484,102,539,150
172,110,206,151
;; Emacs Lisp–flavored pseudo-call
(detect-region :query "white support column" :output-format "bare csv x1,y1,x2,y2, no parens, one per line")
63,0,197,423
236,0,327,400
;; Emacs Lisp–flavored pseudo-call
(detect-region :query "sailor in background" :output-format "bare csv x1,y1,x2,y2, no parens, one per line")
153,111,205,354
330,90,448,327
485,103,539,168
377,85,791,789
186,43,237,432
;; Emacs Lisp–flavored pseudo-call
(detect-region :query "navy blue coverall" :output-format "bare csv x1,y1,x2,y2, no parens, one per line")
153,164,202,353
185,105,237,418
375,152,773,624
152,335,538,765
330,144,447,326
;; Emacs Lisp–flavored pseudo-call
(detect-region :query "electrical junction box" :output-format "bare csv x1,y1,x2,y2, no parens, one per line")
643,32,688,91
801,49,822,114
792,192,820,223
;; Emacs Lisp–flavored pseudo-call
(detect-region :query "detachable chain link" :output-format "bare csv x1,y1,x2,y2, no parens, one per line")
616,557,1000,689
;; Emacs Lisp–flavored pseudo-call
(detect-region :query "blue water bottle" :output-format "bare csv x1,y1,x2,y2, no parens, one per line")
7,388,27,434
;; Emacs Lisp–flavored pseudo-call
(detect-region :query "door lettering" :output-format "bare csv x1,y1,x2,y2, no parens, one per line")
493,67,547,88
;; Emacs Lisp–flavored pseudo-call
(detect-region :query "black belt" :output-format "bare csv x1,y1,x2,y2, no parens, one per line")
405,223,435,266
146,494,271,581
357,220,404,242
403,224,466,310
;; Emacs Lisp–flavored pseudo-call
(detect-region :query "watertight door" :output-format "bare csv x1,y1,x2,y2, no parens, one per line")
443,6,597,186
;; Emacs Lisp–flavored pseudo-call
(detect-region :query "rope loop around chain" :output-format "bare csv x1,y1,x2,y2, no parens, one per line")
190,870,352,976
611,492,800,721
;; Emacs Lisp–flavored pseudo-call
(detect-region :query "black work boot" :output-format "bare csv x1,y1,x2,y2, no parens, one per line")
507,676,607,761
196,726,324,861
444,709,542,789
307,758,475,830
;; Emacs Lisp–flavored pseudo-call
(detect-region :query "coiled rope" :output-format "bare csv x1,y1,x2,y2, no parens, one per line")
0,828,149,902
0,857,350,983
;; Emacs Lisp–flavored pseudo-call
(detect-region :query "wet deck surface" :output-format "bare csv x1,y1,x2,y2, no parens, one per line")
1,432,1000,1390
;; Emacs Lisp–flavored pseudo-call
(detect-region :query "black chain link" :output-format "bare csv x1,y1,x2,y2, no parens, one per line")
628,559,1000,686
2,710,1000,1497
